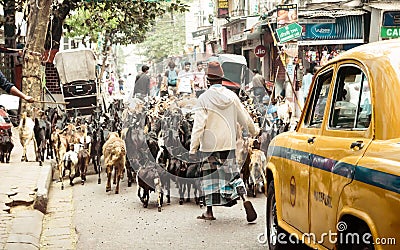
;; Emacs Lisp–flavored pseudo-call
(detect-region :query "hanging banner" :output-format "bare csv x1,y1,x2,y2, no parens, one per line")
277,4,298,29
217,0,229,18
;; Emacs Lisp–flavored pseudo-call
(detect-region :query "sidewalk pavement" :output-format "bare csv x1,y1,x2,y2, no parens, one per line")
0,127,53,249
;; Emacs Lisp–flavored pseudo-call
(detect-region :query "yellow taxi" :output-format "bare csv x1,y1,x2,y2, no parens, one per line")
265,39,400,250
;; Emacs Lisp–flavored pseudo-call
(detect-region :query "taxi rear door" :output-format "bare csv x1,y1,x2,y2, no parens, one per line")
309,63,373,249
281,67,334,234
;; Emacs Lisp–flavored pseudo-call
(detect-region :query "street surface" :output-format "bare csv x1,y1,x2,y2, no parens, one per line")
41,169,269,250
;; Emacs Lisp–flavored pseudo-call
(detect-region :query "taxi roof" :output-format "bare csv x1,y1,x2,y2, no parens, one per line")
324,38,400,139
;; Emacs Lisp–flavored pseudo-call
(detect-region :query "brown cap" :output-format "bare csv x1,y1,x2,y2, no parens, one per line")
206,61,224,80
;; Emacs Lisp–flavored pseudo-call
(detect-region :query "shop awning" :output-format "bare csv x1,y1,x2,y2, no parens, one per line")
192,27,213,38
365,2,400,10
300,14,364,43
300,9,365,18
297,39,364,46
225,16,260,44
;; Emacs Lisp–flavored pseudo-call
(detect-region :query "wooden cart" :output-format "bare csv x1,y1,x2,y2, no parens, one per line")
54,48,98,116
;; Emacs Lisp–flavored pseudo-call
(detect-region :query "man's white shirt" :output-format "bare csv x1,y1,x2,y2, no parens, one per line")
178,70,194,93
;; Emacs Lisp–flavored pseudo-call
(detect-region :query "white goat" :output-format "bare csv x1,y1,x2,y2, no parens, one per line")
248,149,267,197
60,149,79,190
18,112,37,162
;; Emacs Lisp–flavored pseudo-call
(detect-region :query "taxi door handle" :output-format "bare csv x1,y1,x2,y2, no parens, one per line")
307,137,316,144
350,141,364,150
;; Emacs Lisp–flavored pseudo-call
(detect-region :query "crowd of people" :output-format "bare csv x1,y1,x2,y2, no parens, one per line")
105,72,126,96
130,61,208,100
128,61,273,104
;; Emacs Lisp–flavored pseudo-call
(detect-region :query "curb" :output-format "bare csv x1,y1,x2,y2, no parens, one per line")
5,210,43,249
33,162,54,214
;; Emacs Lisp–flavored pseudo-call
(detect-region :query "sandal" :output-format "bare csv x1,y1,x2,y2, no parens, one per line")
197,213,216,221
244,200,257,222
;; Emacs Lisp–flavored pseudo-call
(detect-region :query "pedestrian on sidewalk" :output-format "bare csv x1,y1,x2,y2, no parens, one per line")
193,61,206,97
134,65,150,99
118,76,124,94
250,69,266,103
156,73,163,96
0,70,34,103
177,62,194,97
164,61,178,96
107,76,114,96
189,61,259,222
301,67,315,103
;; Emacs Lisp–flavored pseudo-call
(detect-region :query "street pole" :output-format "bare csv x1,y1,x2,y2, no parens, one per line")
266,19,303,111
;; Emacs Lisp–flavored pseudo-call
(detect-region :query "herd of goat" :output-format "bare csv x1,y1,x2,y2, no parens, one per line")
4,94,293,212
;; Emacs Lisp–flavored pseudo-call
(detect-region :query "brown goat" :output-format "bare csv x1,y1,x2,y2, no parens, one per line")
77,145,90,185
248,148,267,197
103,132,126,194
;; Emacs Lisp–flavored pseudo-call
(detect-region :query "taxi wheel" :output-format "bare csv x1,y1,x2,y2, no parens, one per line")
338,220,374,250
266,181,286,250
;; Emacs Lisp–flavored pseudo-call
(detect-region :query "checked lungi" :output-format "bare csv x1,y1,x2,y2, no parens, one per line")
200,150,247,206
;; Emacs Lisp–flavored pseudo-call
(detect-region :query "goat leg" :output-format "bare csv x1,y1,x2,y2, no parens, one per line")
81,166,85,185
186,182,191,203
194,183,199,205
126,164,133,187
97,160,101,184
115,175,120,194
69,167,75,186
157,194,162,212
250,164,257,197
21,146,26,162
155,178,162,212
106,165,112,192
46,142,52,160
93,158,98,174
143,190,149,208
6,151,11,163
179,181,184,205
113,166,117,185
116,165,124,194
137,185,143,203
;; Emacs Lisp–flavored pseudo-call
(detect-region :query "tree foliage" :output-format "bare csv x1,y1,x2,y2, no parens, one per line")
62,0,188,80
136,12,186,63
63,1,189,46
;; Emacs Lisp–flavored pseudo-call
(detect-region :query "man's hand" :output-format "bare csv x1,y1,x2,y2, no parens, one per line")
24,96,35,103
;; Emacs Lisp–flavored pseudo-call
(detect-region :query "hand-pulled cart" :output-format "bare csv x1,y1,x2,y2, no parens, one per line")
54,48,98,115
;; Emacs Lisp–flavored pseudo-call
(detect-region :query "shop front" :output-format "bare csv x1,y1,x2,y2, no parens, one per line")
225,16,260,60
365,3,400,42
225,17,247,55
274,11,366,117
298,13,365,71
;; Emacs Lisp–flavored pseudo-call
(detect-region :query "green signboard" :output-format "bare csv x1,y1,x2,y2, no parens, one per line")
381,27,400,38
276,23,302,43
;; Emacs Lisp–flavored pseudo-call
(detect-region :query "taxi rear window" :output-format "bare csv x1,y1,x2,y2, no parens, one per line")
328,65,371,130
305,69,333,128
